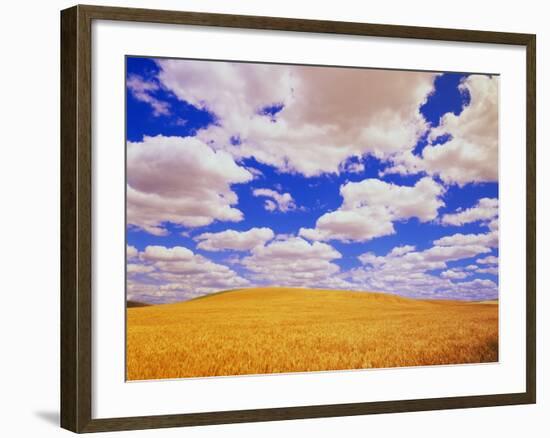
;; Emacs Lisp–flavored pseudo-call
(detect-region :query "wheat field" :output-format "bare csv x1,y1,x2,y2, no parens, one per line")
126,287,498,380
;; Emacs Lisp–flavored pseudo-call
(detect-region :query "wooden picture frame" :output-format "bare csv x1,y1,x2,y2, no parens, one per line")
61,4,536,433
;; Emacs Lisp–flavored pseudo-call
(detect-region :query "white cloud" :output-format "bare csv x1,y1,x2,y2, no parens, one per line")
341,177,444,221
125,61,501,302
252,188,297,212
300,177,444,242
358,252,386,267
440,269,471,280
340,160,365,174
245,166,264,179
195,227,275,251
274,233,295,241
452,278,498,296
264,199,277,212
154,59,436,177
241,237,351,288
127,245,138,259
140,245,194,261
416,244,491,264
383,75,499,186
422,75,498,185
127,245,249,303
127,282,165,304
476,266,499,275
434,230,498,248
127,135,253,235
348,235,496,300
476,255,499,265
127,263,155,274
126,74,170,116
300,206,395,242
441,198,498,226
388,245,416,257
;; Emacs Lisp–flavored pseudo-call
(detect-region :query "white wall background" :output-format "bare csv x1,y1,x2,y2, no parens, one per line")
0,0,546,436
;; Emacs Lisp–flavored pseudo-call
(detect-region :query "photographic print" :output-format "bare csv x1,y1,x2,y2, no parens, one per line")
125,57,499,381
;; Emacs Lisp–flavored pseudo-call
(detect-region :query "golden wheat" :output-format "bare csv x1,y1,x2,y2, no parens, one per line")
126,288,498,380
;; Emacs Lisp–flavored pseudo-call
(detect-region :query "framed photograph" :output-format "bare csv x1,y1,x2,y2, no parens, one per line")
60,4,536,433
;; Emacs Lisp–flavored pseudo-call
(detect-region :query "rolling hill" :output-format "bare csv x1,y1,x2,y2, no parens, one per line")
126,287,498,380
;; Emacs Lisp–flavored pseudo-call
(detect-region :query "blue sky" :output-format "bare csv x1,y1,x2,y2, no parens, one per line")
126,57,499,303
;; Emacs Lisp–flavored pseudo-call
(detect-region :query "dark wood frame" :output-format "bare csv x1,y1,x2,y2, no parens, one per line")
61,4,536,433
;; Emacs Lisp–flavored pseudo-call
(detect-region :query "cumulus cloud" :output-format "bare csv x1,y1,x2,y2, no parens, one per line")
241,237,351,289
127,135,253,235
476,255,499,265
127,245,249,303
420,244,491,263
126,74,170,116
476,266,499,275
264,199,277,212
488,218,499,231
300,205,395,242
153,59,436,176
300,177,444,242
388,245,416,257
340,177,444,220
383,75,498,186
140,245,194,261
195,227,275,251
434,230,498,248
341,160,365,174
245,166,264,179
127,263,155,274
434,199,499,253
252,188,297,212
125,60,501,303
422,75,498,185
440,269,471,280
451,279,498,297
442,198,498,226
349,237,497,300
127,245,138,259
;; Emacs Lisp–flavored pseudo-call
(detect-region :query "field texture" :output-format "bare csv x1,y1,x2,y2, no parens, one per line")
126,288,498,380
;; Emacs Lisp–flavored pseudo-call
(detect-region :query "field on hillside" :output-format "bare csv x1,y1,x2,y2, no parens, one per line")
126,288,498,380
